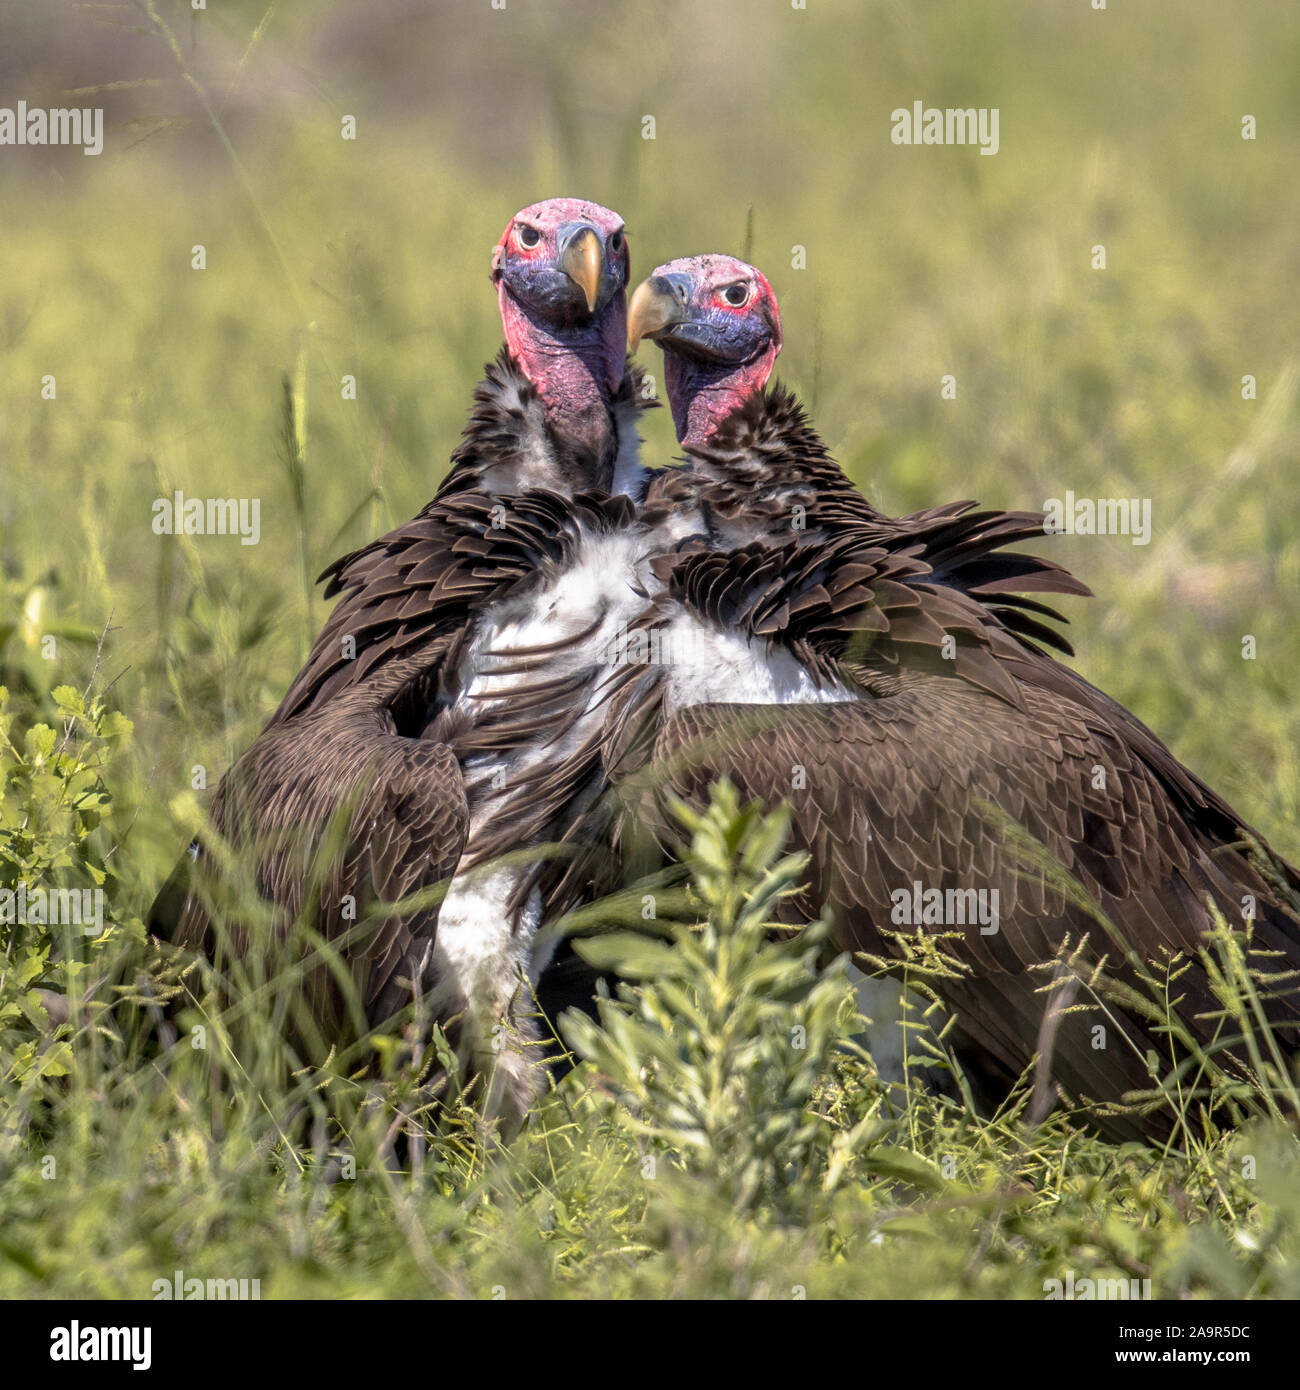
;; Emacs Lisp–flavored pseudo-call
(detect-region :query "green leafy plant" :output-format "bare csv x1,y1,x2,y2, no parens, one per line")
0,675,135,1092
566,783,904,1221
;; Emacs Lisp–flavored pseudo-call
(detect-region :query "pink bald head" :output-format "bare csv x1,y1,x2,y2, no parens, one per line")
490,198,631,458
491,198,627,279
627,253,782,448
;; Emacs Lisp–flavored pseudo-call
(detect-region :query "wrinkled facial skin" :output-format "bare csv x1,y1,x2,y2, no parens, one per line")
492,198,629,336
491,198,632,455
627,254,782,448
628,254,782,365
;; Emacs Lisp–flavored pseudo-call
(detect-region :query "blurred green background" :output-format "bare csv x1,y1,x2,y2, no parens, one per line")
3,0,1300,1305
1,0,1298,885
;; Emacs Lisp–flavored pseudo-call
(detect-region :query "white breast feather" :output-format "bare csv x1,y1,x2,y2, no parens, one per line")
660,613,857,713
439,531,658,1027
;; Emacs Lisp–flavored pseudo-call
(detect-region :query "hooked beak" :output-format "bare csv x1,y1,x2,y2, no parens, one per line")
558,223,604,314
627,273,691,351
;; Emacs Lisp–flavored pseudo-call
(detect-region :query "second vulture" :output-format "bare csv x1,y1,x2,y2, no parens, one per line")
584,253,1300,1141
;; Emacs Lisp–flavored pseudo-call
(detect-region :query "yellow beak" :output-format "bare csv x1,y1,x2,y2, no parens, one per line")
559,227,603,314
626,277,686,352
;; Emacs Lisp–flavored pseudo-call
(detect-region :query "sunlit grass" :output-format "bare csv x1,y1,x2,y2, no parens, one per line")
2,0,1299,1298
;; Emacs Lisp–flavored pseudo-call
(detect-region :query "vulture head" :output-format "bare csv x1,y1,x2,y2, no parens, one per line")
627,253,782,447
491,198,631,459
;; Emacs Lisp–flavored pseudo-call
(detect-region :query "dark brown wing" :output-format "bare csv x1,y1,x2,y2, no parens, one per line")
271,499,520,725
153,706,467,1038
622,672,1300,1138
273,489,640,726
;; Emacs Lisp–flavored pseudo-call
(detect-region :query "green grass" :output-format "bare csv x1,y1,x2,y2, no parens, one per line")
2,0,1299,1298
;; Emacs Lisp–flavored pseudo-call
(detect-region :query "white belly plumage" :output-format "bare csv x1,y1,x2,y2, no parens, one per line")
434,530,657,1069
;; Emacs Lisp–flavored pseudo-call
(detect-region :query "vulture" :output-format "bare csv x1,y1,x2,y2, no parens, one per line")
150,197,655,1123
151,215,1300,1145
583,253,1300,1141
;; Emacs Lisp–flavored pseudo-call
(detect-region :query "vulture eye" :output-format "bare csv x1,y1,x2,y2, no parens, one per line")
517,224,542,249
609,230,624,252
721,283,750,307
